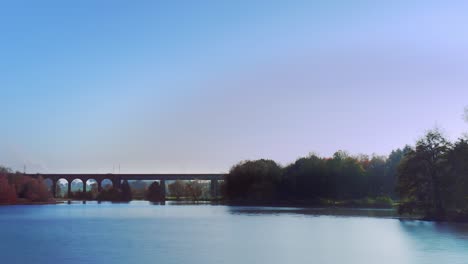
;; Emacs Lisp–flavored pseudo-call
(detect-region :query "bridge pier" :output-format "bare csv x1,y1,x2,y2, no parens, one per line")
210,180,219,199
67,182,71,198
112,178,122,190
83,181,87,193
52,180,57,198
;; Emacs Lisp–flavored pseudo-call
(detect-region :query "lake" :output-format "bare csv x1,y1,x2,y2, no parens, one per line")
1,202,468,264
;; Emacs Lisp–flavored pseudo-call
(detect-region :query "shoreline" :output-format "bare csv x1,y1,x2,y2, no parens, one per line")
0,200,64,206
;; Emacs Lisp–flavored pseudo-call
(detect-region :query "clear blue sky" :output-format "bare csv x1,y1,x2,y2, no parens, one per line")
1,1,468,173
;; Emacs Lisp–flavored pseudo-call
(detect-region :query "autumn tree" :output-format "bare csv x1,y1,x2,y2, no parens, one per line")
0,175,17,204
21,176,52,202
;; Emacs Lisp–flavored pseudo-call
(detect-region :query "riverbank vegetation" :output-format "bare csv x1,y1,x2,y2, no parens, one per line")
223,128,468,221
397,130,468,221
4,127,468,222
64,179,209,202
224,150,407,209
0,167,53,204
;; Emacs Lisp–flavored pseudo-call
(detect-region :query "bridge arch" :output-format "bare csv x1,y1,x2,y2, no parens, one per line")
100,179,113,191
70,179,84,198
55,178,69,198
85,179,98,191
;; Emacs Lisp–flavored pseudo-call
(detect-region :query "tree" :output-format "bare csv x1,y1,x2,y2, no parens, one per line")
0,166,53,203
384,146,411,198
225,159,283,201
282,154,329,200
16,176,51,202
366,155,386,197
146,181,164,202
398,130,452,217
128,180,148,199
326,151,367,199
185,181,203,201
447,139,468,212
168,180,185,200
96,188,122,202
121,180,132,201
89,182,99,198
0,175,17,204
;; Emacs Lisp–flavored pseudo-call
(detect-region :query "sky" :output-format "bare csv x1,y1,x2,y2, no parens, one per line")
1,0,468,173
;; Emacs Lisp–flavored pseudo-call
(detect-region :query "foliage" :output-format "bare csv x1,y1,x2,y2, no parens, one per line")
185,181,203,201
348,196,394,208
128,180,149,199
0,167,52,203
168,180,185,200
0,175,17,203
96,188,124,202
69,191,94,200
225,159,283,201
448,139,468,211
22,177,52,202
224,151,406,203
397,130,452,217
146,181,165,202
121,180,132,202
396,129,468,220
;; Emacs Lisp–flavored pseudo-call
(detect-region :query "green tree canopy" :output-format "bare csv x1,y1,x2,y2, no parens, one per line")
398,130,452,217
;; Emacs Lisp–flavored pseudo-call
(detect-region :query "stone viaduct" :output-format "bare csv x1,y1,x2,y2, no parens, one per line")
27,173,225,199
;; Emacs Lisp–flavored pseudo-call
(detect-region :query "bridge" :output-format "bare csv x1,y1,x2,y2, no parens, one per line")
27,173,225,199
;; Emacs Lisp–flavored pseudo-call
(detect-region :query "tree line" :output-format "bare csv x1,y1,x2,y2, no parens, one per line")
223,128,468,220
83,180,209,202
3,127,468,221
0,167,52,204
223,149,408,207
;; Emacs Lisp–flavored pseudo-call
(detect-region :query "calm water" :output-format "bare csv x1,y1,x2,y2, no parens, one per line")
1,202,468,264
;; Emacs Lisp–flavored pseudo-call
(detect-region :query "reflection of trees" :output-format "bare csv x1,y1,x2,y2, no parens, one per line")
398,219,468,249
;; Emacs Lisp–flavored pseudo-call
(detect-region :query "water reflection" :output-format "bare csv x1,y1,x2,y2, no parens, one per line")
1,204,468,264
397,220,468,264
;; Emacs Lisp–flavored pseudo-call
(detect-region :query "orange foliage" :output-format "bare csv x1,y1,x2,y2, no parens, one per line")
0,172,52,203
19,176,51,202
0,175,17,204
